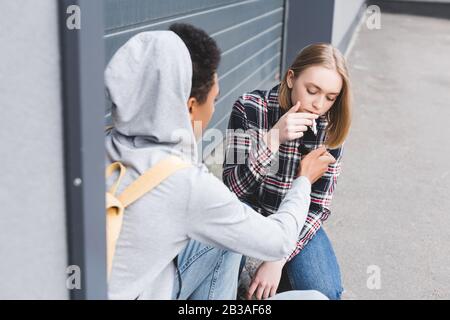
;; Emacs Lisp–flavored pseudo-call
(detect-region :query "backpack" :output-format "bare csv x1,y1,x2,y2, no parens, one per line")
105,155,191,278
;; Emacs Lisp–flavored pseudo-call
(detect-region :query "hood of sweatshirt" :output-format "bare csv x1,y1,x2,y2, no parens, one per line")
105,30,197,173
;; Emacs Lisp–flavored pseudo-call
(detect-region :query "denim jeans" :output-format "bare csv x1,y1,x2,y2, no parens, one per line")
172,239,242,300
278,227,344,300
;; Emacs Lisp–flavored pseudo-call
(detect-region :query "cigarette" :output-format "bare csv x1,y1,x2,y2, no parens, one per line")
311,119,317,136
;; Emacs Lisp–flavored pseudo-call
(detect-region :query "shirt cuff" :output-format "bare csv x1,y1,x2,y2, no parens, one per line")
292,175,312,195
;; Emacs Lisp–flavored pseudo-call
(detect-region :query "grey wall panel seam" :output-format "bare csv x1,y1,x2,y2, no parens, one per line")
105,0,265,37
216,53,281,105
210,7,283,37
219,38,282,80
221,23,282,56
254,68,279,89
104,0,244,31
212,67,279,132
280,0,289,73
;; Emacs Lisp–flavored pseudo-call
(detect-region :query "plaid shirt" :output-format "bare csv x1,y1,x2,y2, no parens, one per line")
222,85,344,261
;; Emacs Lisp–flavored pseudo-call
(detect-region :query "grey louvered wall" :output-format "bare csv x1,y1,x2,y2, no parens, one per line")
104,0,286,134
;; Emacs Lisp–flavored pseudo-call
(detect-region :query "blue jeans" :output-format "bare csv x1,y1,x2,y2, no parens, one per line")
278,228,343,300
172,240,242,300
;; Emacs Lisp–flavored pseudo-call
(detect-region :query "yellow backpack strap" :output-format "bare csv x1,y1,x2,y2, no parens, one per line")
106,162,126,195
105,162,127,279
117,156,191,208
105,156,191,279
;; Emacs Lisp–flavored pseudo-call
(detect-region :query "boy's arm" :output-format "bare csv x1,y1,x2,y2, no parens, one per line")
187,169,311,262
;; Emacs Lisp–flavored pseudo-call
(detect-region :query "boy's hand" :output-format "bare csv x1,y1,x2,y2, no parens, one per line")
298,146,336,184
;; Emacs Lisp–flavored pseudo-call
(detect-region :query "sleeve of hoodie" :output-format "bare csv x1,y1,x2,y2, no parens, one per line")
186,166,311,262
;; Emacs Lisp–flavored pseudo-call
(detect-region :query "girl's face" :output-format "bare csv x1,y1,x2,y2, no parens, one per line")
287,65,343,116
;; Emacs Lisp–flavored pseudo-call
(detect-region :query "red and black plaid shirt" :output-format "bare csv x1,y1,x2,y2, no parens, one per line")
222,85,344,261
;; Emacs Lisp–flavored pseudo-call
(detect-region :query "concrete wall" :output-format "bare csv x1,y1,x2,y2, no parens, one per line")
284,0,366,69
332,0,366,53
0,0,68,299
284,0,335,70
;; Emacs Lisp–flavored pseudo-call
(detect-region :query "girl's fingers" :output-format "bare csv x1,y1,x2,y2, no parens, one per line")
255,285,265,300
288,117,314,126
291,125,308,132
291,112,319,120
269,286,277,298
262,286,271,300
288,132,304,140
247,281,258,300
286,101,301,113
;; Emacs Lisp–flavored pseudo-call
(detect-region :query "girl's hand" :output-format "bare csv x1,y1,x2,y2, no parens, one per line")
246,259,285,300
263,101,318,153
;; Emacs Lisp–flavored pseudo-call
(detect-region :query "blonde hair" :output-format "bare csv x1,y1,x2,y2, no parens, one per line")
278,43,352,149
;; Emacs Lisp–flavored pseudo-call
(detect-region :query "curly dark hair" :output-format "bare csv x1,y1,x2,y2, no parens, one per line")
169,23,221,104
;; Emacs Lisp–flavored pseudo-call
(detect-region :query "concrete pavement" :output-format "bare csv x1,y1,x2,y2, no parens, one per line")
326,9,450,299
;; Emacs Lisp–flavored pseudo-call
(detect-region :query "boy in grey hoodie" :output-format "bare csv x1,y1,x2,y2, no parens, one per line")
105,29,334,300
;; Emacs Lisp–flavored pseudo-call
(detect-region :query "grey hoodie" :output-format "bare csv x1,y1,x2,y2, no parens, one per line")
105,31,312,300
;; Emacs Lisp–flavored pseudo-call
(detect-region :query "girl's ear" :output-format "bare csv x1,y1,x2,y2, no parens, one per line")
287,70,295,89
